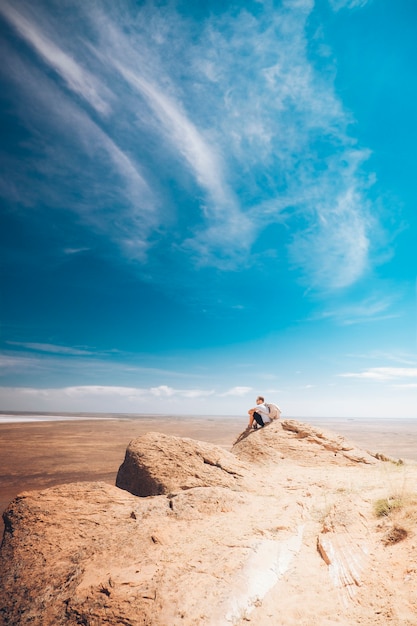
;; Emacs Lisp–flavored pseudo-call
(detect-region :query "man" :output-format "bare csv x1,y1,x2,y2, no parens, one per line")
247,396,271,429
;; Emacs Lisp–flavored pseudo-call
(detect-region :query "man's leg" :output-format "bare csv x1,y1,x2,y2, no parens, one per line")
253,412,265,428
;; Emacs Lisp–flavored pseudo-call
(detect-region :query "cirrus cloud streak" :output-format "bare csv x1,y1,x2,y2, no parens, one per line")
0,0,379,290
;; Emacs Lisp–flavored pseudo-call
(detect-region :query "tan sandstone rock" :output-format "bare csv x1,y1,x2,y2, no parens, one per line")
116,431,250,496
232,419,377,465
1,421,417,626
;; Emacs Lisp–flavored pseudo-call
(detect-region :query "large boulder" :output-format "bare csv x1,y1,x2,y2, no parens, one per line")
116,431,249,496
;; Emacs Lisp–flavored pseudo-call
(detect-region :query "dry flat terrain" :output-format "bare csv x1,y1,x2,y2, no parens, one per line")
1,419,417,625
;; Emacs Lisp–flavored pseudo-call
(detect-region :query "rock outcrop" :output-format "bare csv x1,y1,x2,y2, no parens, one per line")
1,420,417,626
279,419,378,464
116,431,249,496
232,419,377,465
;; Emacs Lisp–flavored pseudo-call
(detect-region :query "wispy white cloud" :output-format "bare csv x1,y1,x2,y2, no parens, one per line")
63,247,90,255
115,65,229,209
0,355,41,370
0,1,111,115
392,383,417,389
329,0,370,10
149,385,215,399
0,350,202,382
340,367,417,381
221,386,253,397
63,385,145,397
6,342,94,356
347,351,417,366
0,42,158,260
0,385,216,413
113,63,254,263
0,0,379,290
181,4,376,285
289,185,371,289
317,294,400,325
76,1,377,280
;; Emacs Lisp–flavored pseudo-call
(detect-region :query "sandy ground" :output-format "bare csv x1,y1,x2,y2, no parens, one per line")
1,415,416,536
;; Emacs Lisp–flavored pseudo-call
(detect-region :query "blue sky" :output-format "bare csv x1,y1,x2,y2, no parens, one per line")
0,0,416,418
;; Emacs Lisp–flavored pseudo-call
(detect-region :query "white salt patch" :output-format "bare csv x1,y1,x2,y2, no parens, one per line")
0,414,114,424
211,525,304,624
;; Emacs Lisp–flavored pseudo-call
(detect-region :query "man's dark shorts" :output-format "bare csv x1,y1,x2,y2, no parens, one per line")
253,411,265,427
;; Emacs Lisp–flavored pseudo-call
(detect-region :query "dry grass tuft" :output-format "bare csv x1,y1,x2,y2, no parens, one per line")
374,452,404,465
374,492,417,547
374,496,403,518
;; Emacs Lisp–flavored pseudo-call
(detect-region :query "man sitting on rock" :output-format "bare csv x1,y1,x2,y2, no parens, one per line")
247,396,271,429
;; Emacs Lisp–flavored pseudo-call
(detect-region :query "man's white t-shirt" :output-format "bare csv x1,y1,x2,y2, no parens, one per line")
256,403,271,423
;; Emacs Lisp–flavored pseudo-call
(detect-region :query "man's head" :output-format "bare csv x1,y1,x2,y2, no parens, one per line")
256,396,264,404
